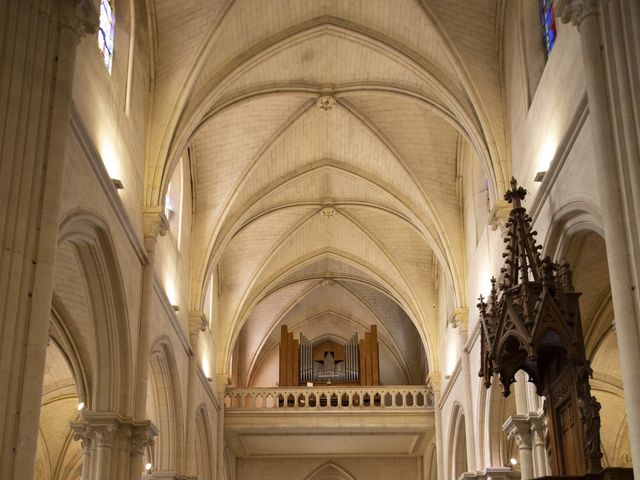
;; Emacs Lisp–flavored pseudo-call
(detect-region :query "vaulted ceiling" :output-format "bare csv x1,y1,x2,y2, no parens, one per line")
146,0,507,381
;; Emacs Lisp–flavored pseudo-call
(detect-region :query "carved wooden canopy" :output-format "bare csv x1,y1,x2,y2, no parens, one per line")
478,178,603,475
478,178,586,396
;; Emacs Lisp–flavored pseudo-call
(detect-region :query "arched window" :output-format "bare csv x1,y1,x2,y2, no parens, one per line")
164,157,184,248
98,0,115,73
540,0,556,57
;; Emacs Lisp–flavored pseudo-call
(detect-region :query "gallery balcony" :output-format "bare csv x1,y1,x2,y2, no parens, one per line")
223,385,435,458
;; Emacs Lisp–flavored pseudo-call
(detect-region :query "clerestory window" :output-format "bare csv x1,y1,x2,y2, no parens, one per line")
98,0,115,73
540,0,557,57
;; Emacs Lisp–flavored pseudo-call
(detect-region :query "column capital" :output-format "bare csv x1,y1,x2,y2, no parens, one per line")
448,307,469,332
556,0,602,27
528,411,547,445
189,311,208,337
56,0,99,39
143,207,170,240
71,412,158,452
426,372,442,393
503,415,533,449
130,419,159,455
215,374,231,396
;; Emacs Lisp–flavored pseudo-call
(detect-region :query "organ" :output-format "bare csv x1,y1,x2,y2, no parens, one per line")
278,325,380,386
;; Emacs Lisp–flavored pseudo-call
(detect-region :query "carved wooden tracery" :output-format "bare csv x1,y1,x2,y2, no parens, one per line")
478,178,603,476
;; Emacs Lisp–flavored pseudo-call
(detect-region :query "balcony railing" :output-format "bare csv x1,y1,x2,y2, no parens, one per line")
224,385,434,411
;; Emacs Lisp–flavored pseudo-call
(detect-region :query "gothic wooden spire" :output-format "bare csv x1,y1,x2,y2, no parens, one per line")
478,178,603,475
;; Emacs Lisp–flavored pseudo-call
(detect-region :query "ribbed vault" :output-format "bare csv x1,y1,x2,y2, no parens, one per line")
146,0,506,382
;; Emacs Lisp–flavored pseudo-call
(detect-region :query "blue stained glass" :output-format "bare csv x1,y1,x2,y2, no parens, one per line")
540,0,556,57
98,0,115,73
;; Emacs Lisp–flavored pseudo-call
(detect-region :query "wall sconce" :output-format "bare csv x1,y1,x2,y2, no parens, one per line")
172,304,180,312
534,171,546,183
112,178,124,189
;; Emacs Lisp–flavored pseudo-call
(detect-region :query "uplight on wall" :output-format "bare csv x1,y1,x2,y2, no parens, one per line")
164,275,178,308
510,458,518,466
77,402,85,411
534,171,546,183
201,346,211,379
99,135,123,182
445,330,460,377
145,463,152,473
537,136,557,176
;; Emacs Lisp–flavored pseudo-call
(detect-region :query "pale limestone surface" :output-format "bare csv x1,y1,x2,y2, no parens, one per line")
1,1,639,479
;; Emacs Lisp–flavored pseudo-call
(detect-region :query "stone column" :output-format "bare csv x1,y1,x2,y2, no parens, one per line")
134,208,169,418
128,208,168,477
556,1,640,473
503,416,534,480
216,375,229,480
129,420,159,480
0,1,96,479
530,413,550,477
427,372,445,480
184,312,207,476
453,308,478,472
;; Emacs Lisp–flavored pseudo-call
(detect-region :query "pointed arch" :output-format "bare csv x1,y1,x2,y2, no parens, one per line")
195,405,215,480
56,210,133,414
148,338,185,472
448,403,469,480
305,461,356,480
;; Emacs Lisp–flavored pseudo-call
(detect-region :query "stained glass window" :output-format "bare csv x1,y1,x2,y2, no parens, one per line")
540,0,556,57
98,0,115,73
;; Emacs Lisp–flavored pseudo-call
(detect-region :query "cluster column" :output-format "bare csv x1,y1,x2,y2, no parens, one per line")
452,308,478,473
427,372,445,480
216,375,230,480
0,1,96,479
184,312,207,476
129,207,168,477
556,0,640,473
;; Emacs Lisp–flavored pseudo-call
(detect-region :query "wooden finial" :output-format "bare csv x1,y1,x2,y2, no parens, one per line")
504,177,527,208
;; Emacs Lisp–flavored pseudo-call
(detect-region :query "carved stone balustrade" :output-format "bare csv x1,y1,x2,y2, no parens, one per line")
224,385,434,411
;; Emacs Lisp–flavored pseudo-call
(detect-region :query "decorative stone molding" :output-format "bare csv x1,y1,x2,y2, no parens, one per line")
530,412,547,444
143,207,170,240
426,372,441,394
555,0,602,26
503,415,533,449
188,311,208,336
316,95,336,111
320,279,335,287
225,385,434,410
320,207,335,218
71,412,158,453
489,199,511,231
57,0,99,39
448,307,469,331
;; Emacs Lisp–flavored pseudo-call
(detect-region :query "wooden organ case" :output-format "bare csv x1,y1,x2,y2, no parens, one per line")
278,325,380,386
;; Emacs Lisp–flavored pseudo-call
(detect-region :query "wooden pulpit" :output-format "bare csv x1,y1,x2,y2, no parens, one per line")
478,178,604,476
